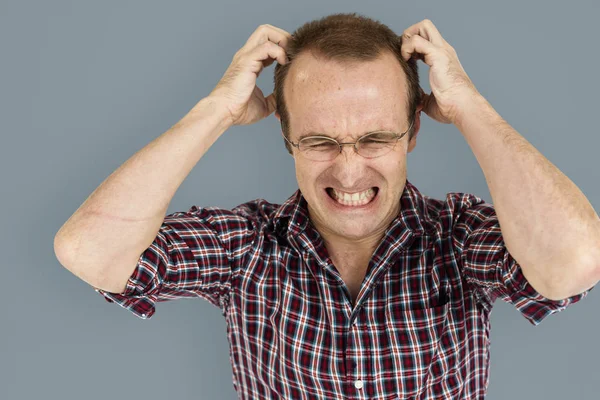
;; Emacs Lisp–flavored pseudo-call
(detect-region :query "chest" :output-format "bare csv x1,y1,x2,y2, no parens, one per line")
229,240,474,399
336,266,367,305
328,252,376,306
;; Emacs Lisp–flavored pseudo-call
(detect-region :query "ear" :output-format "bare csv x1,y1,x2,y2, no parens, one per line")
407,106,422,153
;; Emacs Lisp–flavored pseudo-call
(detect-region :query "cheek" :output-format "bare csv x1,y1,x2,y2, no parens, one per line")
295,162,322,188
375,156,404,174
296,162,326,194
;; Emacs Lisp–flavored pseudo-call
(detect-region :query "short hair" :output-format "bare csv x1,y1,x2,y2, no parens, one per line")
274,12,421,154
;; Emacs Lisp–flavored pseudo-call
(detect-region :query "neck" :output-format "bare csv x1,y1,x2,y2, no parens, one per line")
319,229,385,273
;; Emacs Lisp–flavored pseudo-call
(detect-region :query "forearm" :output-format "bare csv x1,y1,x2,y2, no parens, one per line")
54,96,232,278
454,93,600,297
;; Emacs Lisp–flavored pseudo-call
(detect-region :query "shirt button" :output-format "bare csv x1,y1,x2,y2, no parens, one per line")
354,380,364,389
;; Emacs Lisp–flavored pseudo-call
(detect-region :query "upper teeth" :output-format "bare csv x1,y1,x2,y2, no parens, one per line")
332,188,375,201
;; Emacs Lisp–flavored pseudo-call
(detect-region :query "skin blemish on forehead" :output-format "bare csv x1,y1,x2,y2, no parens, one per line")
295,69,310,83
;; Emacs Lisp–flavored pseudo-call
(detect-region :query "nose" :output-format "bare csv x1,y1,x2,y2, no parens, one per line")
337,143,360,160
330,143,368,187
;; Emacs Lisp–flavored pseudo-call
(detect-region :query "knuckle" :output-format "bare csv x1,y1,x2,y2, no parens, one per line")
251,24,267,36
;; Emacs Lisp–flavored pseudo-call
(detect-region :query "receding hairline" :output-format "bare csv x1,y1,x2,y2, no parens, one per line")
273,13,421,153
281,49,411,140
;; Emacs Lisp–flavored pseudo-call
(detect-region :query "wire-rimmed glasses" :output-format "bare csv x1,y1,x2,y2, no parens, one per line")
282,120,413,162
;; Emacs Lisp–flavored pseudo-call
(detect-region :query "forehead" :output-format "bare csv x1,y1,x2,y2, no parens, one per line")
284,50,409,140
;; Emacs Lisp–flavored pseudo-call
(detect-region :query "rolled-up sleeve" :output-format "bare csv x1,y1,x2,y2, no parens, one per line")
95,204,258,320
450,194,595,326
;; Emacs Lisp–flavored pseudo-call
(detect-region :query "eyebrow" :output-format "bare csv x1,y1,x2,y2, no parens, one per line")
296,130,396,141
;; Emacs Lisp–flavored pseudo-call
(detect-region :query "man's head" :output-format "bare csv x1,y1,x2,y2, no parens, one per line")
273,13,423,244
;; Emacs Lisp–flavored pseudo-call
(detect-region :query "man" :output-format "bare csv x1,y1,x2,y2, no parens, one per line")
54,13,600,400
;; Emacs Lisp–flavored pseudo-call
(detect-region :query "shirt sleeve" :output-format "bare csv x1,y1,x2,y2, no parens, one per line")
450,194,595,326
94,203,259,320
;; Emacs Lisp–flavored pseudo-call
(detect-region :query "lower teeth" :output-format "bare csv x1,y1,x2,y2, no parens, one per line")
328,188,376,205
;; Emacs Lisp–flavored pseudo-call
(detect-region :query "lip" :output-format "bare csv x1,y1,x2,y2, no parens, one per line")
324,187,380,211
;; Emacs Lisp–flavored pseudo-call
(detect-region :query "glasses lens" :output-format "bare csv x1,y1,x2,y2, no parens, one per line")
298,137,339,161
357,132,398,158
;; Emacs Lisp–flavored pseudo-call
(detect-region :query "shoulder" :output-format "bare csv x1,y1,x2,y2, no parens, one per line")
420,190,494,233
230,197,283,225
175,197,281,229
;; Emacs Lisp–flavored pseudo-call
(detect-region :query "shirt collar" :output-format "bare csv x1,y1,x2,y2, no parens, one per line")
272,178,433,238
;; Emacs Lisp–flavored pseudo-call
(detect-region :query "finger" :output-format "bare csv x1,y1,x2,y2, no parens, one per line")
402,19,445,47
267,24,294,44
245,24,292,52
262,57,276,68
246,41,289,75
401,34,438,66
261,46,288,68
260,41,288,65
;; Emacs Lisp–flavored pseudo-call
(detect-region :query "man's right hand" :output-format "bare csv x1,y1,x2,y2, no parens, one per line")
208,24,292,127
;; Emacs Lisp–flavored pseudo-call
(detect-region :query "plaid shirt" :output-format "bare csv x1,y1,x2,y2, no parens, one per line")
95,179,593,399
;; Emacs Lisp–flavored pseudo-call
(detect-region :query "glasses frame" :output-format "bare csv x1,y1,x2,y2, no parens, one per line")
281,119,414,161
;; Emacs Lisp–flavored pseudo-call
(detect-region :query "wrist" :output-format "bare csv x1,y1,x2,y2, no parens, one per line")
451,89,489,128
189,96,235,130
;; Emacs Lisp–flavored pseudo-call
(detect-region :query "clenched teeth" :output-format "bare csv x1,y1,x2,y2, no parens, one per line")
330,188,376,206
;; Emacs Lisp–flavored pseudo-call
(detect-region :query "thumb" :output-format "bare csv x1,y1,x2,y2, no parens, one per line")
265,92,277,116
422,92,451,124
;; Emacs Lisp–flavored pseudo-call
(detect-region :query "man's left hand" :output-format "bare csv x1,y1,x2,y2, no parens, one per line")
401,19,479,125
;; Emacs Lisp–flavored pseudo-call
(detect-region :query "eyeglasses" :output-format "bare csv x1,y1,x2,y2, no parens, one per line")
282,120,413,162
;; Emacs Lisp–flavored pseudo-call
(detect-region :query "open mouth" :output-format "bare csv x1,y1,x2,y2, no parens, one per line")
325,187,379,207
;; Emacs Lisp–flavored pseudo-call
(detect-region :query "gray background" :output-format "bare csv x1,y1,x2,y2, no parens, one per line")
3,0,599,399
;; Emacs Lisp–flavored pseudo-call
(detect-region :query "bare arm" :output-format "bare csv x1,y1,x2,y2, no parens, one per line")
53,24,291,294
53,98,232,292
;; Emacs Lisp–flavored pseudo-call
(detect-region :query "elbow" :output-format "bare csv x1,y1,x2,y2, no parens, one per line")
54,234,74,269
544,250,600,301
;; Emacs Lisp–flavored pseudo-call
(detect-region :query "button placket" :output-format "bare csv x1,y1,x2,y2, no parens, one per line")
352,304,363,326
